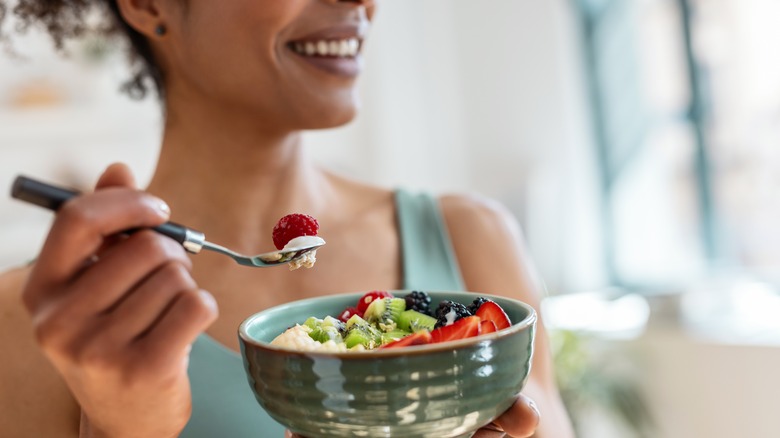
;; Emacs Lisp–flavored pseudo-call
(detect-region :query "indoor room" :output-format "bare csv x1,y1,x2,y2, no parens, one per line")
1,1,778,437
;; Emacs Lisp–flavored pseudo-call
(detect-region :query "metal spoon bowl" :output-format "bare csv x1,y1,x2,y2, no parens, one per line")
201,240,325,267
11,175,325,269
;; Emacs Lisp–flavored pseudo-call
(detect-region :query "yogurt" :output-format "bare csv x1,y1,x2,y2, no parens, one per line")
283,235,326,270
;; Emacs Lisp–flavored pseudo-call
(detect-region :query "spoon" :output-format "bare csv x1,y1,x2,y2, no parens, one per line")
10,176,325,268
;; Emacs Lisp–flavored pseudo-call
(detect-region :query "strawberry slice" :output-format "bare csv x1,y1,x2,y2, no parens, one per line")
474,300,512,330
380,331,432,349
356,290,394,315
480,320,498,334
430,316,482,343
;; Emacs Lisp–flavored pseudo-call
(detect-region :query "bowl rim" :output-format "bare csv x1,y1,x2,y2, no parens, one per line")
238,290,537,358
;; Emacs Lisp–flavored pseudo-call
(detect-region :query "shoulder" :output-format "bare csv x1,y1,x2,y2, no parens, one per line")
438,193,521,241
438,193,543,304
0,265,80,436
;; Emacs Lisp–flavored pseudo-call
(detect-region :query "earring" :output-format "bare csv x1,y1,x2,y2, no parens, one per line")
155,24,167,36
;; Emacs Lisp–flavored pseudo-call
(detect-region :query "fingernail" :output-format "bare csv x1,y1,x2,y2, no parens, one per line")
198,290,218,313
157,200,171,219
528,398,540,417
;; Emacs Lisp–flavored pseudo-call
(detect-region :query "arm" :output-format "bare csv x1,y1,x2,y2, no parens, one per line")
0,266,80,437
440,193,575,438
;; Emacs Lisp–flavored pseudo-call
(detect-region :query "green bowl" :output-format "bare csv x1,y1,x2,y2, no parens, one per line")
238,290,536,438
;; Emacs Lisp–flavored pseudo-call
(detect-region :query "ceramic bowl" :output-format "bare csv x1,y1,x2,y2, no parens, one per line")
238,290,536,438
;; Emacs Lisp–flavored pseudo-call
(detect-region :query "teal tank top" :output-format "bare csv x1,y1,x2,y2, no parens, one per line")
181,190,465,437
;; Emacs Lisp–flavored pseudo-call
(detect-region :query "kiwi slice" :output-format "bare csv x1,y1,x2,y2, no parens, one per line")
308,325,342,343
344,314,382,349
397,310,437,333
303,316,321,330
303,316,346,343
322,316,346,332
345,314,369,330
363,298,406,331
380,329,411,345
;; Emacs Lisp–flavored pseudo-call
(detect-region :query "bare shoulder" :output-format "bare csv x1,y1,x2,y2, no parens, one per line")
0,265,80,436
438,193,543,305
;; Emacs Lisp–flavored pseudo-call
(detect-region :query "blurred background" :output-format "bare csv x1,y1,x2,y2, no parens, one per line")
2,0,779,436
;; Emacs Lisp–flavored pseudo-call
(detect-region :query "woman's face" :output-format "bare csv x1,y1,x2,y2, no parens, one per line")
159,0,376,131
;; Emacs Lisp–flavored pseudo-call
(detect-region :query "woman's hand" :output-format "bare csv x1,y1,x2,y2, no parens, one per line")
473,394,540,437
286,393,539,438
22,163,218,438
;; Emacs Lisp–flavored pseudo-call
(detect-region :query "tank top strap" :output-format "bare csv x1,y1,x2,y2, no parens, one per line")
394,189,465,291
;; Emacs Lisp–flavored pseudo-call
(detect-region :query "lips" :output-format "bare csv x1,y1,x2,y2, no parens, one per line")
286,24,368,78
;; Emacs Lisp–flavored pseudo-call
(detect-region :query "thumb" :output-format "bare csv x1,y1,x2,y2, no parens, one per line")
491,394,540,438
95,162,137,190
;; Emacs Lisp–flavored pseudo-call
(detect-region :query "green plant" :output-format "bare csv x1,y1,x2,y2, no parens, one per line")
551,329,654,437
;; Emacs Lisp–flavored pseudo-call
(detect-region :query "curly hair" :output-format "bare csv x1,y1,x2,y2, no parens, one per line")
1,0,163,99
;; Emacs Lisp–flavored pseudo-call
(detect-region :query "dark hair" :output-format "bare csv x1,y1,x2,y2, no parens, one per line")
1,0,163,99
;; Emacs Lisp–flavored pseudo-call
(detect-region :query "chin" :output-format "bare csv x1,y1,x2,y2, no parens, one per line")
302,102,360,130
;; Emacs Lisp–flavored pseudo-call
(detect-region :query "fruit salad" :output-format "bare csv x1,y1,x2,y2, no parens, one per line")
273,213,325,270
269,290,513,352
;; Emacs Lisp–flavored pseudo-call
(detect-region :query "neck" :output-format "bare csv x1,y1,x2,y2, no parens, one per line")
146,101,334,254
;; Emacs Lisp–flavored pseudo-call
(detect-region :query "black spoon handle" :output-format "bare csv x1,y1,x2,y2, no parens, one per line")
10,175,205,252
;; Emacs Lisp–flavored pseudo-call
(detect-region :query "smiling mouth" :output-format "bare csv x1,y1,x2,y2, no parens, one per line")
288,38,362,58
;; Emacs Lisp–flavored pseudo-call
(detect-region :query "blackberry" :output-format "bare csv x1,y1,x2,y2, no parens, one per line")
404,290,433,316
434,300,472,328
467,297,490,314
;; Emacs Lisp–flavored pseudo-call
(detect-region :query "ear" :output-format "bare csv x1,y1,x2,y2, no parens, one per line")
115,0,168,38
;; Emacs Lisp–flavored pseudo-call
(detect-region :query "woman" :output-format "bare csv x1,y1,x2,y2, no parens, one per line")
0,0,575,437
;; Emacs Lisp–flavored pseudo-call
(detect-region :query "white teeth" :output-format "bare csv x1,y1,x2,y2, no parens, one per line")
317,41,329,56
292,38,361,58
339,40,350,57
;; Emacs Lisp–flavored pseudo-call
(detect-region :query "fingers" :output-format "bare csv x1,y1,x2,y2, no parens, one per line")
489,394,540,438
95,163,137,189
28,188,171,301
103,261,197,341
136,288,218,368
61,231,192,316
472,429,505,438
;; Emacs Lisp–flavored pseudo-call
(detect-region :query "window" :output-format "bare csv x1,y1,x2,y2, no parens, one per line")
574,0,779,290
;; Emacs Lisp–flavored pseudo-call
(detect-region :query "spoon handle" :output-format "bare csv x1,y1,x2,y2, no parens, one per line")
10,175,206,253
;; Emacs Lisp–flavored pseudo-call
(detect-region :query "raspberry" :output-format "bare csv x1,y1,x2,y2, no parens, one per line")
356,290,394,315
272,213,319,250
434,300,472,329
404,291,433,316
